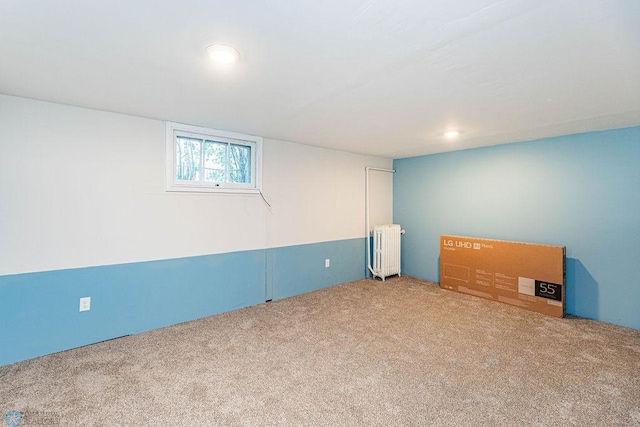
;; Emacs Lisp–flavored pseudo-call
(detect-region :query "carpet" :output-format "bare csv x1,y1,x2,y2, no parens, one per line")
1,276,638,426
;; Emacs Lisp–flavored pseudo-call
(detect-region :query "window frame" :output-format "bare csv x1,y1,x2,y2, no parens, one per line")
166,122,262,194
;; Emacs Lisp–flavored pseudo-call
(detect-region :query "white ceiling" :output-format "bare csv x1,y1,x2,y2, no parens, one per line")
1,0,639,158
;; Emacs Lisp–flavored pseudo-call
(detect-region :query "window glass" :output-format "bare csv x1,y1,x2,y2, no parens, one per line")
204,141,226,182
175,137,202,181
230,144,251,184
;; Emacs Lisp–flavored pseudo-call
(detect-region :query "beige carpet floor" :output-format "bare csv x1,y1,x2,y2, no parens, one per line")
1,276,639,426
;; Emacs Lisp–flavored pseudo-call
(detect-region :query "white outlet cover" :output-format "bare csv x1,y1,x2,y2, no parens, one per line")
325,259,330,268
79,297,91,312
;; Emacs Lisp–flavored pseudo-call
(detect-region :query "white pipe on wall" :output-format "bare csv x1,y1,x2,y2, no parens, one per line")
365,166,395,276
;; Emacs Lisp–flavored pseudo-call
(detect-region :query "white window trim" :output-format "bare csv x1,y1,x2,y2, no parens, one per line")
166,122,263,194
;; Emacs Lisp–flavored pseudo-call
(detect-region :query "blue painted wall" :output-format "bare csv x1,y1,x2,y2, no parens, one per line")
0,238,365,367
394,126,640,329
268,238,364,300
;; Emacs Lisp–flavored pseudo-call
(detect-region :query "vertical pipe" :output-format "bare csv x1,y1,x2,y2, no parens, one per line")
365,166,395,278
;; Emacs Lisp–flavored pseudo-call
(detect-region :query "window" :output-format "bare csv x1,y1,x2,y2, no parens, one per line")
166,122,262,193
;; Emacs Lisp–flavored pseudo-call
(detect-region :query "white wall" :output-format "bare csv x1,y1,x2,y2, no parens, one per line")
0,94,392,276
263,138,393,248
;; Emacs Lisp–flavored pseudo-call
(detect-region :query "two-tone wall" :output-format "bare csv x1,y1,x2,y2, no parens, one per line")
0,94,393,366
5,93,635,369
394,127,640,329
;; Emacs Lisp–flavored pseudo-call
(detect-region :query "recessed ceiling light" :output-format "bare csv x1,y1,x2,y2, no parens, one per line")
444,130,460,139
206,44,240,65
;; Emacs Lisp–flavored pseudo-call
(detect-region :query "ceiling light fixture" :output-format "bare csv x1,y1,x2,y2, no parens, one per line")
444,130,460,139
206,44,240,65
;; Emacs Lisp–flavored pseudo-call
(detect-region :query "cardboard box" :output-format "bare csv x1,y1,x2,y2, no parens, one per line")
440,235,566,317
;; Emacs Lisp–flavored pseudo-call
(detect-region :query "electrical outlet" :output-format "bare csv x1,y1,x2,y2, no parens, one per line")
79,297,91,312
325,259,330,268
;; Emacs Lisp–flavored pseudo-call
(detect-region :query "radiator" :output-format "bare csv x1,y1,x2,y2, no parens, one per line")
372,224,402,281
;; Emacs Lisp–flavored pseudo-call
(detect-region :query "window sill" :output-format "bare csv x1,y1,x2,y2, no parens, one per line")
166,185,261,195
